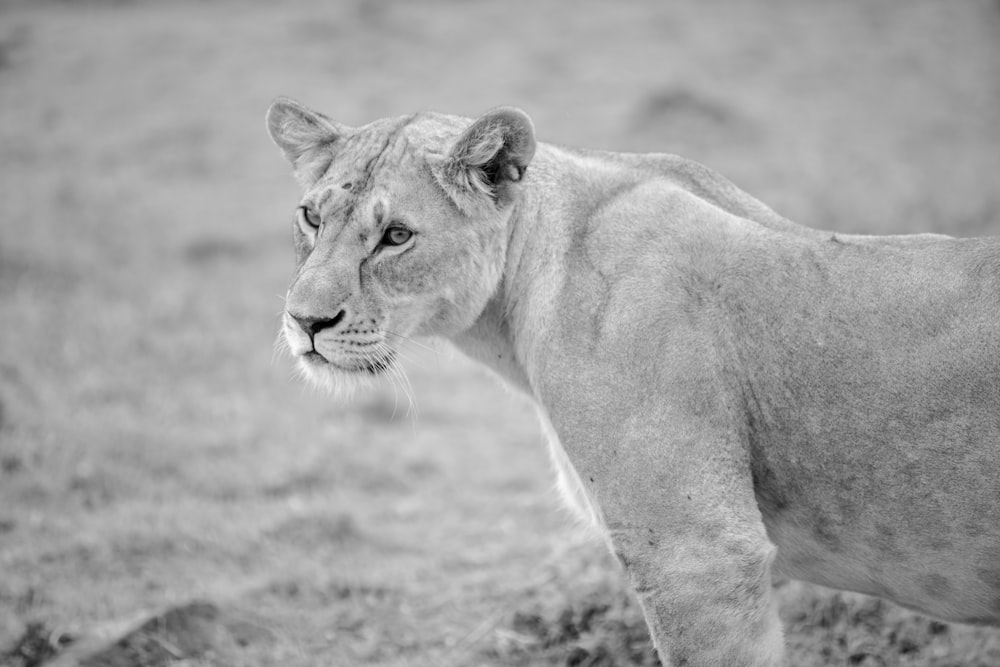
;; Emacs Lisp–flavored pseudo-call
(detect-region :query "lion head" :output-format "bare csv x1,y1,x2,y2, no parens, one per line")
265,98,535,392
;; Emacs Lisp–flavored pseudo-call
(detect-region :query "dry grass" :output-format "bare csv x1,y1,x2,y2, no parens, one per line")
2,0,1000,665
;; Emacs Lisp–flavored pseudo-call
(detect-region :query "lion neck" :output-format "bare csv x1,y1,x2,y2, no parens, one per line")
448,143,597,399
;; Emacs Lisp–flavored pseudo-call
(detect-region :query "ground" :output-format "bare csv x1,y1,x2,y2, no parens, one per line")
1,1,1000,665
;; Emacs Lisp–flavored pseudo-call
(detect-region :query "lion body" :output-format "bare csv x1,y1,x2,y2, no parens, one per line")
267,100,1000,665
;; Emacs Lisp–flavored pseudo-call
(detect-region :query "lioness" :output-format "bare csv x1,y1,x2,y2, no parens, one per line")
265,98,1000,666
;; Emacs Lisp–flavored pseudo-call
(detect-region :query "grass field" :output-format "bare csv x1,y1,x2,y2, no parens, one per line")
2,1,1000,665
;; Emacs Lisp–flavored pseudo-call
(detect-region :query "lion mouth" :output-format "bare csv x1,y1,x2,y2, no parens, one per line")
301,349,394,376
303,350,327,364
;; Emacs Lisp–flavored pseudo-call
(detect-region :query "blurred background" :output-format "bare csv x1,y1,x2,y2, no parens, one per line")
1,1,999,665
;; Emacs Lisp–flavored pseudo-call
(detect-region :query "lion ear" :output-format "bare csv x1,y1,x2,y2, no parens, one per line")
438,107,536,214
266,97,347,184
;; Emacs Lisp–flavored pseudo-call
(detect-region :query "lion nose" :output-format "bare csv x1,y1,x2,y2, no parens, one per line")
289,310,345,338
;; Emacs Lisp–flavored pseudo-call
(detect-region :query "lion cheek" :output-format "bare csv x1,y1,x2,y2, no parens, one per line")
420,276,501,336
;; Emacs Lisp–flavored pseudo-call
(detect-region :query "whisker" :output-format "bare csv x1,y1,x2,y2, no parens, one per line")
385,342,437,371
379,347,402,420
272,330,291,367
383,330,439,356
370,343,400,412
383,342,431,372
393,370,418,423
374,341,418,422
382,335,438,373
397,359,418,422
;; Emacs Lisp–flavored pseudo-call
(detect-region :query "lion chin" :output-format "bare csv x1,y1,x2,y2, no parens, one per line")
294,351,387,398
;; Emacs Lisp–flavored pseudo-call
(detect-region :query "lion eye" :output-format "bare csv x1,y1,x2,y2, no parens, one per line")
298,206,321,230
382,226,413,246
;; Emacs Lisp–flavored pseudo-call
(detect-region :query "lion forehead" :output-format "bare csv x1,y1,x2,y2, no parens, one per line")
316,113,466,194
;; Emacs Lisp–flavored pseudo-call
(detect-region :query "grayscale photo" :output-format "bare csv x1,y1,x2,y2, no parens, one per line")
2,1,999,665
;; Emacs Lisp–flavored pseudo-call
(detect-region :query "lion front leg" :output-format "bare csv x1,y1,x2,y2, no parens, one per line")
609,522,783,667
553,412,785,666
